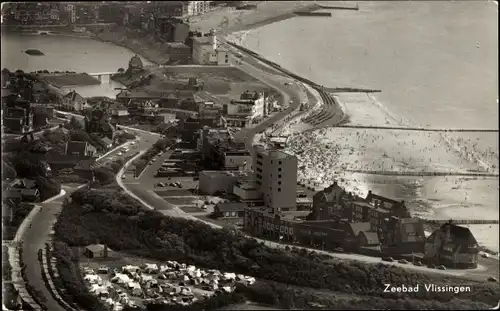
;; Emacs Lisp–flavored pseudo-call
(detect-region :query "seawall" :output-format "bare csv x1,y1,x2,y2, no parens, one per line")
293,11,332,17
224,40,347,127
318,5,359,11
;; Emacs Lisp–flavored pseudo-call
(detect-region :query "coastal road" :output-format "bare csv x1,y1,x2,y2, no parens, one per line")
115,50,500,282
217,38,305,152
22,184,82,311
20,126,162,311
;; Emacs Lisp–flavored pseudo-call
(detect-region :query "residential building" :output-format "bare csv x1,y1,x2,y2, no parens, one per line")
3,106,32,133
424,223,479,268
98,4,123,24
156,17,190,42
84,244,109,259
62,90,87,111
365,190,410,218
65,141,97,157
198,101,223,122
224,150,251,170
165,42,192,64
31,104,54,129
214,202,246,219
192,33,217,65
216,46,230,65
198,170,251,195
221,115,251,128
65,4,77,24
223,91,265,127
109,102,130,123
200,127,246,169
128,55,144,74
350,201,373,223
244,207,304,242
155,2,186,17
253,145,298,211
84,108,115,139
381,217,426,254
358,231,380,247
311,181,346,220
233,182,261,201
186,1,212,16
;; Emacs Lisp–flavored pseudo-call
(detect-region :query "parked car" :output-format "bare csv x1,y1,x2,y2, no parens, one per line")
382,257,395,262
152,157,157,162
398,259,409,264
414,261,423,266
97,266,109,274
436,265,446,270
117,152,123,156
121,175,126,179
481,253,490,258
155,182,165,187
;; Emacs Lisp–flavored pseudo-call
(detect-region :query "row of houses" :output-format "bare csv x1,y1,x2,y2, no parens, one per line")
194,141,479,269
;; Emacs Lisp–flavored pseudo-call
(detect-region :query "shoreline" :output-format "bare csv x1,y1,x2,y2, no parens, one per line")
56,4,497,253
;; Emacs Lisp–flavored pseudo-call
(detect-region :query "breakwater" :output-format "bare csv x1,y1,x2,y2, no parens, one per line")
318,5,359,11
293,11,332,17
224,40,347,129
344,169,499,178
324,87,381,93
419,219,499,225
337,125,499,132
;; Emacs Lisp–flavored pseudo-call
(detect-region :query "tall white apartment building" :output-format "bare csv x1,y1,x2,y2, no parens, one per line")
253,145,298,211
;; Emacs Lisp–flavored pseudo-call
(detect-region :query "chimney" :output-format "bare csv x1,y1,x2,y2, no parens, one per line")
368,190,372,196
333,181,337,187
103,244,108,258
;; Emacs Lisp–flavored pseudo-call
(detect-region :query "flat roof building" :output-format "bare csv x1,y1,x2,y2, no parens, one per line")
253,145,298,211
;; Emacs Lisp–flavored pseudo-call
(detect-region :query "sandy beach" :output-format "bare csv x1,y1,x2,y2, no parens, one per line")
79,1,498,252
266,92,498,252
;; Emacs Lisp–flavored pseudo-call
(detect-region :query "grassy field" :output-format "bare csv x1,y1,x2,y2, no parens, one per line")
39,73,101,87
146,66,273,96
162,66,259,83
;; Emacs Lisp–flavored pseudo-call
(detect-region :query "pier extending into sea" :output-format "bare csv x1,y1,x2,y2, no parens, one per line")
336,125,499,133
344,169,499,178
418,219,499,225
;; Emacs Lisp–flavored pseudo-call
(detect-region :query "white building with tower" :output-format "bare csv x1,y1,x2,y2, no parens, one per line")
192,29,230,65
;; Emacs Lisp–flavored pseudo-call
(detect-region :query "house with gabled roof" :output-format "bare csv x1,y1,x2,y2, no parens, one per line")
65,141,97,157
311,181,346,220
424,222,479,268
62,90,88,111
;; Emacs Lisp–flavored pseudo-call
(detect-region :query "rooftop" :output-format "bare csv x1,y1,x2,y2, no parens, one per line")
166,42,190,48
235,182,258,190
200,170,250,178
254,145,295,159
192,36,215,45
216,202,247,213
85,244,106,253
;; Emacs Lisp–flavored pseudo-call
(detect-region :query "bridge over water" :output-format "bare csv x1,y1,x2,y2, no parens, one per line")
88,72,117,83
